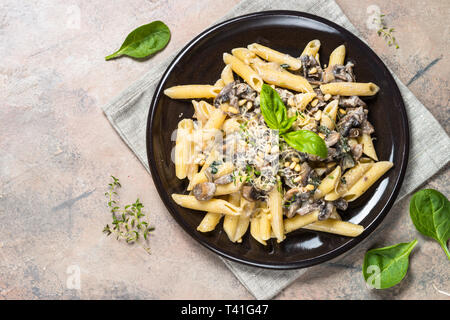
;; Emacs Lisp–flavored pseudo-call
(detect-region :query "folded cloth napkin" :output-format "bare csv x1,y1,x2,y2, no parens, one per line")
103,0,450,300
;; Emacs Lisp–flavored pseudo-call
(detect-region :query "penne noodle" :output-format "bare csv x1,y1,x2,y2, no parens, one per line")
301,39,321,57
223,193,241,242
187,150,219,190
303,219,364,237
268,188,285,243
204,107,227,130
320,99,338,130
314,166,341,199
320,82,380,96
324,163,373,201
259,210,272,241
343,161,393,202
284,211,319,233
251,60,314,93
221,64,235,85
358,133,378,161
328,44,346,66
192,100,215,125
231,48,257,65
223,53,263,91
171,194,241,216
164,85,221,99
214,78,225,88
215,181,242,196
250,216,266,245
175,119,194,179
248,43,302,70
197,212,223,232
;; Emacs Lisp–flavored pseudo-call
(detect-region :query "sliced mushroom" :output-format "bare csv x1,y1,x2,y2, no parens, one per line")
340,153,356,171
295,201,319,216
297,162,312,186
242,185,265,202
214,81,256,109
333,198,348,211
214,173,233,185
193,182,216,201
318,201,334,220
351,143,363,161
337,107,366,137
361,119,375,135
339,95,367,108
348,128,362,138
325,131,341,147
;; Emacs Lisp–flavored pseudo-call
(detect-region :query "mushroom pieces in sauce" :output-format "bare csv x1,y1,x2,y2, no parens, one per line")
214,81,257,115
193,182,216,201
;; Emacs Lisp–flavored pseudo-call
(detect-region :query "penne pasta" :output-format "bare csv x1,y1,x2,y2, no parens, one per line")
164,85,221,99
284,211,319,233
320,99,338,130
248,43,302,70
171,194,241,216
343,161,393,201
221,64,235,85
231,48,257,65
303,219,364,237
324,163,373,201
358,133,378,161
251,60,314,93
328,44,346,66
268,188,285,242
301,39,321,57
214,78,225,88
223,52,263,91
175,119,194,179
197,212,223,232
320,82,380,96
192,100,215,125
314,166,341,199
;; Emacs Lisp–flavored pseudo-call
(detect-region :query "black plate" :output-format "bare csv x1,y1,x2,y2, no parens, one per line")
146,11,409,269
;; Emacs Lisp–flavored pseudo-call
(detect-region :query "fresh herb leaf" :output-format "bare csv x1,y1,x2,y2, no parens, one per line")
280,63,290,69
362,239,418,289
259,84,296,134
409,189,450,260
105,21,171,60
373,14,399,49
103,176,154,254
282,130,328,158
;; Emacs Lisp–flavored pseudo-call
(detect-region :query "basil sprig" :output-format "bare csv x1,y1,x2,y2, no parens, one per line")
105,21,171,60
260,84,297,133
259,84,327,158
283,130,328,159
362,239,417,289
410,189,450,260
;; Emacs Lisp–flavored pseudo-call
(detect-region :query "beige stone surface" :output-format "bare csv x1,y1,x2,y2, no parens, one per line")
0,0,448,299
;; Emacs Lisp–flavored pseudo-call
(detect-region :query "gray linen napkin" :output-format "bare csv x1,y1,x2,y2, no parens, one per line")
103,0,450,300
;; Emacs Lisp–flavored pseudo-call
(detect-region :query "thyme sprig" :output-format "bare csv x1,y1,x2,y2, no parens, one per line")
373,14,399,49
102,176,155,254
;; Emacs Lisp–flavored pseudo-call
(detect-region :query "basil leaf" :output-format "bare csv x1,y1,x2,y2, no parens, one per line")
282,130,328,158
362,239,418,289
105,21,171,60
410,189,450,260
260,84,296,133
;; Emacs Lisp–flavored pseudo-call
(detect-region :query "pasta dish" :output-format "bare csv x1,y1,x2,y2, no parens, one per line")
163,40,392,245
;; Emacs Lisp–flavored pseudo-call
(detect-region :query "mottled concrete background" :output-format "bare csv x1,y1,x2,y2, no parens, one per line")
0,0,448,299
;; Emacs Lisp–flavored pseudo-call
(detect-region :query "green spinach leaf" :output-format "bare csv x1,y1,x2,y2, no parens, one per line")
282,130,328,158
410,189,450,259
362,239,417,289
259,84,296,134
105,21,171,60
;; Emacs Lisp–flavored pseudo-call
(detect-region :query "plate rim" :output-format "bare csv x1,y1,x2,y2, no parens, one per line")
146,10,410,270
